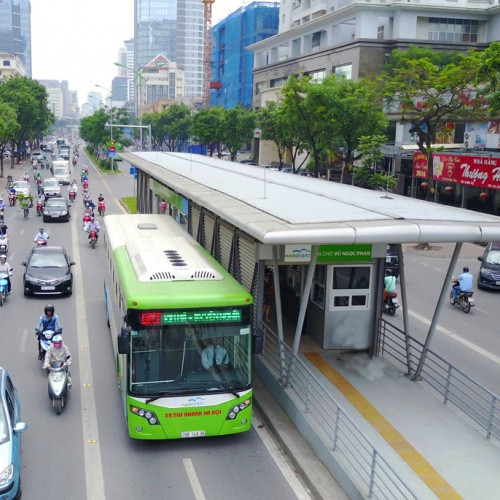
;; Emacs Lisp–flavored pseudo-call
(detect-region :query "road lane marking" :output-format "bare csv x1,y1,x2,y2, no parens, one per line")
183,458,206,500
19,328,28,353
408,309,500,366
71,207,105,499
253,413,312,500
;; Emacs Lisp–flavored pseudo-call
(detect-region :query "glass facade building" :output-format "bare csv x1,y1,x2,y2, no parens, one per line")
135,0,203,98
0,0,31,76
210,2,279,109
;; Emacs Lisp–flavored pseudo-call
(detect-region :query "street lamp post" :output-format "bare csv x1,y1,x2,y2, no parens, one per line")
114,61,165,151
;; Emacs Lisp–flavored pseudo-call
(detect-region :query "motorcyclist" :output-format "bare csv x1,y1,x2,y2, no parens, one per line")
34,227,49,243
86,217,100,240
383,269,396,302
0,197,6,211
35,304,62,360
0,254,13,293
42,334,72,388
452,266,473,302
22,172,29,182
97,193,104,203
0,222,8,236
37,192,45,203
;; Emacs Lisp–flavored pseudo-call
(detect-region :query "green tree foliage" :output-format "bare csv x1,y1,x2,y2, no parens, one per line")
383,47,489,200
79,109,110,157
0,102,19,177
476,41,500,116
222,106,255,161
192,106,225,156
353,135,397,191
163,104,192,152
0,76,54,164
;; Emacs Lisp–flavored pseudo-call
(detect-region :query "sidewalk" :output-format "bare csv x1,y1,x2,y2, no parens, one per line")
254,315,500,499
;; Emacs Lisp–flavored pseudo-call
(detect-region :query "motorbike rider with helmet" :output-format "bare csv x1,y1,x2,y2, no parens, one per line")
452,266,473,302
33,227,49,244
0,197,6,211
0,222,8,236
86,216,100,239
42,333,72,388
0,254,13,293
35,304,62,360
383,269,396,302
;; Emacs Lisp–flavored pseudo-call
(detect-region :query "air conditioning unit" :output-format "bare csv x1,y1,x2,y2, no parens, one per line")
464,131,476,149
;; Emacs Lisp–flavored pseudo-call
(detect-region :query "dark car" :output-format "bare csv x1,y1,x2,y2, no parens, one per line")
22,246,75,296
43,196,70,222
477,242,500,290
385,244,399,279
239,159,258,165
0,367,27,500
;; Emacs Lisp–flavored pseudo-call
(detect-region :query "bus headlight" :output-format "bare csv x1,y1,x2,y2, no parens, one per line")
226,398,251,420
130,405,160,425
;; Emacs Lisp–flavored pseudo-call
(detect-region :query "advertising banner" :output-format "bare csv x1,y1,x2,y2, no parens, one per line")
412,152,428,178
432,153,500,190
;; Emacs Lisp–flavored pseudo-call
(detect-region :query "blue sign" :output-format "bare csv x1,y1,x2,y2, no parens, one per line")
129,166,137,175
109,151,116,158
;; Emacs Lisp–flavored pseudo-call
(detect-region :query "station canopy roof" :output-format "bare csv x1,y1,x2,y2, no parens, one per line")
122,152,500,245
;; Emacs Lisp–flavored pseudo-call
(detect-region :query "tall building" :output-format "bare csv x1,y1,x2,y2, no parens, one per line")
38,80,78,119
0,0,31,76
134,0,204,98
211,2,279,108
118,38,135,108
250,0,500,109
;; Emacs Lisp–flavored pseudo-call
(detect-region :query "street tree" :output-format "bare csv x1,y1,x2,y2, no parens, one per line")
383,47,489,200
0,76,54,166
317,76,387,183
475,41,500,116
192,106,225,156
353,135,397,191
256,102,287,168
79,109,110,157
163,104,192,152
222,106,255,162
0,102,19,177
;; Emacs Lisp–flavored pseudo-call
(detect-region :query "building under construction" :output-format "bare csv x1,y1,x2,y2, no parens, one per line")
210,2,279,109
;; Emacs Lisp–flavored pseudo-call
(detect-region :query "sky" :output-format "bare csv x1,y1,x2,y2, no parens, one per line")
31,0,266,106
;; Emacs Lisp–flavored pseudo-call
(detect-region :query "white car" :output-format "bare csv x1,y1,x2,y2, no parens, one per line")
12,180,30,197
41,178,61,198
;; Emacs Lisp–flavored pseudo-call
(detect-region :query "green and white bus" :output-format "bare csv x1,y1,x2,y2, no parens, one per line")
104,214,254,439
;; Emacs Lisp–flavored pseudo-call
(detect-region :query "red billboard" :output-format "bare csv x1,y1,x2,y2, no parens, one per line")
412,152,428,178
432,153,500,190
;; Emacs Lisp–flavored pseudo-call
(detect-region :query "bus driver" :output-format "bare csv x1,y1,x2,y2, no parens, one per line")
201,338,229,371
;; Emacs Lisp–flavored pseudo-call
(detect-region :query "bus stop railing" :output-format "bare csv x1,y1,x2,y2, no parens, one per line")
377,318,499,441
260,324,418,499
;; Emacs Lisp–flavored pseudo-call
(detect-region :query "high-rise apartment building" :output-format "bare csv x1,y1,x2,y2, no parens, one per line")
211,2,279,109
0,0,31,76
118,38,135,108
134,0,204,98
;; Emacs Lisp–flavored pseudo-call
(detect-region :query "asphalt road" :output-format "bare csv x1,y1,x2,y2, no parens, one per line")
1,153,311,500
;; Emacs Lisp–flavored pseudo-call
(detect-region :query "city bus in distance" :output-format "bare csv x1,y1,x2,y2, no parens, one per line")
104,214,254,439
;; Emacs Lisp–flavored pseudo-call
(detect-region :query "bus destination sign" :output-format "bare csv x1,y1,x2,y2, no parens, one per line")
162,309,242,325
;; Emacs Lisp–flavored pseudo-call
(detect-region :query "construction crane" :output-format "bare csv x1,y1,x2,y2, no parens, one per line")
202,0,215,108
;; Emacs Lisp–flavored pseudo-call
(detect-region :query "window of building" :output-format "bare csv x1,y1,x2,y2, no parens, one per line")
270,76,288,88
334,64,352,80
312,32,321,49
256,81,269,95
330,265,371,310
3,60,10,66
427,18,478,42
305,69,326,84
377,25,385,40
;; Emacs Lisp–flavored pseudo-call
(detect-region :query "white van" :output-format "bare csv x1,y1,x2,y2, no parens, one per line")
52,160,70,185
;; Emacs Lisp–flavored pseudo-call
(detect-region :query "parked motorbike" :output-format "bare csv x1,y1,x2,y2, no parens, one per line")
36,200,44,216
450,279,475,313
36,329,56,363
88,229,98,249
0,272,9,306
47,359,71,415
98,200,105,216
0,234,8,254
382,291,399,315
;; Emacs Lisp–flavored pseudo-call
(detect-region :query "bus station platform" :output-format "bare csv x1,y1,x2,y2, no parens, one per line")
253,318,500,500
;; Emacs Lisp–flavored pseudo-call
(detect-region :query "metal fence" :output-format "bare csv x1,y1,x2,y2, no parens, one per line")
378,318,499,441
260,324,418,499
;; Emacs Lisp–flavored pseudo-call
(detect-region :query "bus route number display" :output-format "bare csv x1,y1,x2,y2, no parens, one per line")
162,309,242,325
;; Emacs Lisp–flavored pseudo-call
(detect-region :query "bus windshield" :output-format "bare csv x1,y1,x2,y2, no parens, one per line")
128,320,252,397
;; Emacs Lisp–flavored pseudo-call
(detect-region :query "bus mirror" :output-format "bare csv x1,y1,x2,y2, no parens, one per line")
118,326,131,354
252,328,263,355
